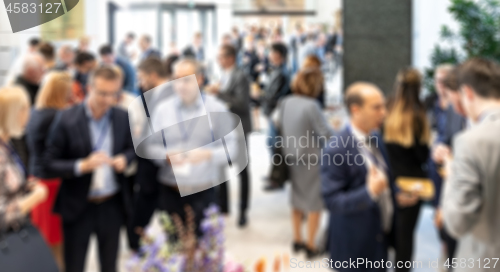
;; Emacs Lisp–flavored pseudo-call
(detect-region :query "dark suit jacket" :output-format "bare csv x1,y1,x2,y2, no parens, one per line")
262,65,291,117
321,128,395,272
44,104,136,223
130,84,175,249
217,67,252,135
26,108,58,179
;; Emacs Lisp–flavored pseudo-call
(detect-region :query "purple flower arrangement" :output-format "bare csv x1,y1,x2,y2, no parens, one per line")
126,204,231,272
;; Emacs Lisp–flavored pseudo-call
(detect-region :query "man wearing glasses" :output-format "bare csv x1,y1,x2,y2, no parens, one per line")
44,65,136,272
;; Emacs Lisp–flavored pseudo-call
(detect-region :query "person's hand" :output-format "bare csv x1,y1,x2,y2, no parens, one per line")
434,208,443,229
432,144,451,164
185,149,212,164
367,166,388,198
31,182,48,203
255,63,264,72
79,151,111,173
396,191,419,207
442,156,453,179
112,154,127,173
205,83,220,95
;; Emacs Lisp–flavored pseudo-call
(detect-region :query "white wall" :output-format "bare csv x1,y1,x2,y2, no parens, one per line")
305,0,341,25
412,0,459,71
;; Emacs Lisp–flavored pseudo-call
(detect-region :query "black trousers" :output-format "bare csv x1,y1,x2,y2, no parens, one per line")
158,185,215,237
217,166,250,215
439,225,458,261
63,196,124,272
395,201,422,272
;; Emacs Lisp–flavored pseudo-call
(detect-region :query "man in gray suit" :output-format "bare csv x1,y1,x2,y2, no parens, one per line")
206,44,252,227
442,57,500,272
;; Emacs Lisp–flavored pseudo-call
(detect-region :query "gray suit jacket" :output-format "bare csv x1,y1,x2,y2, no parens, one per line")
442,109,500,272
217,67,252,135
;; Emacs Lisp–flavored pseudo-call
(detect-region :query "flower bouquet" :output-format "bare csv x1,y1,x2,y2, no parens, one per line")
127,204,235,272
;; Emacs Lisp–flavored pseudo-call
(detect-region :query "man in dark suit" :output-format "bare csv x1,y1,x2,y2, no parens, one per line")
130,58,175,249
261,42,291,118
261,43,291,190
321,82,394,272
11,53,45,168
206,44,252,227
44,66,136,272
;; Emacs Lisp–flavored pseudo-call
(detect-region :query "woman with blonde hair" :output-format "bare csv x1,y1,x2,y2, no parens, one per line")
0,86,50,268
383,67,430,272
275,68,334,258
26,71,72,270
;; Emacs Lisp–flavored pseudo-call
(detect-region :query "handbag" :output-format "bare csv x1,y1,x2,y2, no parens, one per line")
267,99,290,187
395,176,435,200
0,223,59,272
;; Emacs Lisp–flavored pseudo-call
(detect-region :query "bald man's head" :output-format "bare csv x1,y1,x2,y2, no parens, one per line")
345,82,381,114
345,82,386,133
22,53,45,84
173,58,203,105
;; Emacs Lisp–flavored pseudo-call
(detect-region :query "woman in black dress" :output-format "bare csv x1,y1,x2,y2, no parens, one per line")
384,68,430,272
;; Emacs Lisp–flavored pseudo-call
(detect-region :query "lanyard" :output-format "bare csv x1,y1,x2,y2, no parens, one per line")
175,94,208,143
92,118,110,152
0,138,26,176
175,106,199,143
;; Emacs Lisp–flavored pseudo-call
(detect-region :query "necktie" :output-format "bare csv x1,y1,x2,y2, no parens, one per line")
364,137,393,233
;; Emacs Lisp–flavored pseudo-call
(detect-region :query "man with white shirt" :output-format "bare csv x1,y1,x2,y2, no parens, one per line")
321,82,394,272
133,58,236,237
206,44,252,226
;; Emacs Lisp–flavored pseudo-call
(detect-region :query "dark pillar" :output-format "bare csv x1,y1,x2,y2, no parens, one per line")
343,0,412,94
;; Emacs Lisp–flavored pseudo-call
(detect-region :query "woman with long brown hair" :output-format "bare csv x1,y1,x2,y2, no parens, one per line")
384,68,430,272
26,71,72,270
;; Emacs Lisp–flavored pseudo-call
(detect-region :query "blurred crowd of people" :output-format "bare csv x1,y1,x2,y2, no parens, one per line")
1,19,499,272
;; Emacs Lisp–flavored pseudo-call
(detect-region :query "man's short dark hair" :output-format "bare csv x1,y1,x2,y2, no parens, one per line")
457,58,500,99
74,52,95,66
126,32,135,40
345,91,364,115
29,38,40,47
138,58,167,78
271,42,288,60
443,66,459,92
89,65,122,86
99,45,113,56
38,42,55,60
220,44,237,59
164,54,179,78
